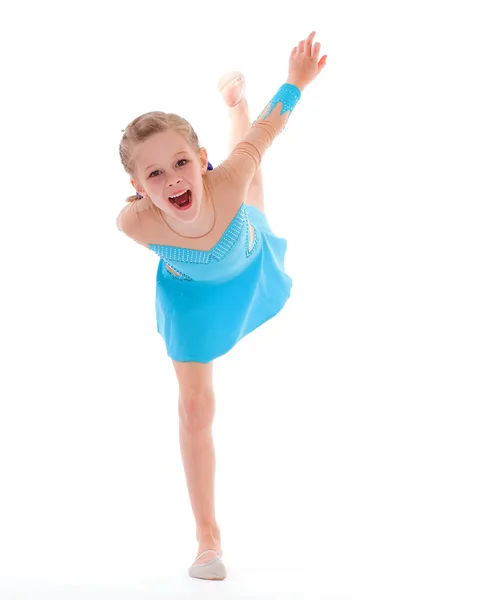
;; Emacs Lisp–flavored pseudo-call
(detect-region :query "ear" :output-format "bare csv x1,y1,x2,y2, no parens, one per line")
199,147,208,173
131,178,145,196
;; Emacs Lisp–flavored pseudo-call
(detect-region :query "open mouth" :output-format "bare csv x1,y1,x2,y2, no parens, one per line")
168,190,192,210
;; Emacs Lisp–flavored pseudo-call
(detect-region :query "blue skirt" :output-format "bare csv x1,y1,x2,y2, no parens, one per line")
154,206,292,363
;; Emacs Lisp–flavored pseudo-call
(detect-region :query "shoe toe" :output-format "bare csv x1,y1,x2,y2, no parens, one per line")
188,554,227,580
217,71,244,91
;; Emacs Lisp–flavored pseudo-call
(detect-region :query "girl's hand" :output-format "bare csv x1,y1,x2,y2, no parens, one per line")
287,31,327,92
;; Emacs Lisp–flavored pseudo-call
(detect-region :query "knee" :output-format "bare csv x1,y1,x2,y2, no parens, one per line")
178,387,215,431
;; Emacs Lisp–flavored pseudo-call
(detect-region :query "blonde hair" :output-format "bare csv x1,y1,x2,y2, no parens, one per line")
119,111,201,203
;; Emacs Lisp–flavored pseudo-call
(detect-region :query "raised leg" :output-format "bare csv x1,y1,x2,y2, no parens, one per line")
172,360,223,567
218,72,265,214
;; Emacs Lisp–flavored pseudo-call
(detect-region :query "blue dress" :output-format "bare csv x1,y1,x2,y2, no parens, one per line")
118,84,303,362
148,203,292,363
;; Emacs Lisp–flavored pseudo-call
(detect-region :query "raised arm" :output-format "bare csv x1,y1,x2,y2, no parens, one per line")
218,31,327,185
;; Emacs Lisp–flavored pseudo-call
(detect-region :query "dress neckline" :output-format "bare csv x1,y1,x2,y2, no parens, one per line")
149,203,245,256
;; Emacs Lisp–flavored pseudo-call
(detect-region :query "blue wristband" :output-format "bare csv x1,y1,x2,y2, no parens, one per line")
260,83,301,120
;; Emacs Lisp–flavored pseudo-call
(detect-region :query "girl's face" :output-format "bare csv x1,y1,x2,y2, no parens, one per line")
132,129,208,223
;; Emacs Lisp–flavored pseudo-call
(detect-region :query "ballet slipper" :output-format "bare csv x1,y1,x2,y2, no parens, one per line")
217,71,245,107
188,549,227,581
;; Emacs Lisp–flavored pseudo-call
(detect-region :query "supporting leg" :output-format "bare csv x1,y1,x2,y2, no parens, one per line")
172,360,223,567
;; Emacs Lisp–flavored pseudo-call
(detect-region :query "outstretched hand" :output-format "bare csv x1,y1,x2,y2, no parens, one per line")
287,31,327,91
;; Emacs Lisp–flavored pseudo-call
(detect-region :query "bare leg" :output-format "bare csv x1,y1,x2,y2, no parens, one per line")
219,73,265,214
173,360,222,567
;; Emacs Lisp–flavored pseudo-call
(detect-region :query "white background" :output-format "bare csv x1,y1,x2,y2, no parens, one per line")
1,0,479,598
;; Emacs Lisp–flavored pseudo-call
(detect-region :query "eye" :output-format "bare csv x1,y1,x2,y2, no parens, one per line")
149,169,162,178
177,159,188,167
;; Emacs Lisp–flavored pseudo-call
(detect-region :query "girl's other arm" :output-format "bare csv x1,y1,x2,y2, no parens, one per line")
116,200,151,249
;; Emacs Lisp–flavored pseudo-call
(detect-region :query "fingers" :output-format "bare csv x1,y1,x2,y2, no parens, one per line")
305,31,316,56
317,54,328,73
296,31,320,58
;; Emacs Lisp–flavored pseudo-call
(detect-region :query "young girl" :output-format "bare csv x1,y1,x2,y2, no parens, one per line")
117,31,327,580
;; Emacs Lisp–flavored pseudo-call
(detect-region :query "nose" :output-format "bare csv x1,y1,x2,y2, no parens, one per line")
168,176,182,187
